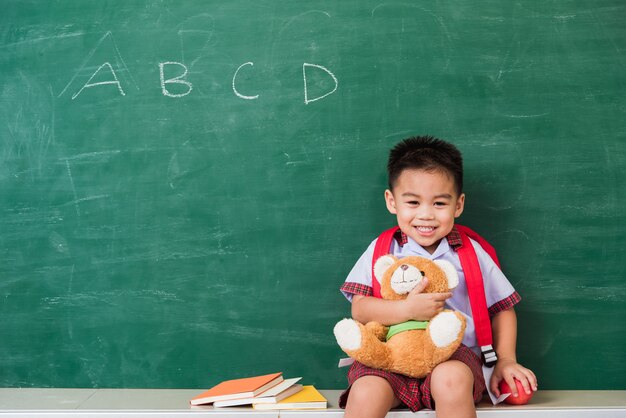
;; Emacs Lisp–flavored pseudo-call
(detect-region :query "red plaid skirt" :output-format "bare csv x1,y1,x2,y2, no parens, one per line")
338,345,486,412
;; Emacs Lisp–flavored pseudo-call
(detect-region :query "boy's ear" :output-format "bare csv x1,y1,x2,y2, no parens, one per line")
454,193,465,218
384,189,397,214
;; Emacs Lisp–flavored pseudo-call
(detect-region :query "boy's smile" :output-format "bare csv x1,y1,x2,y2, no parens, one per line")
385,169,465,254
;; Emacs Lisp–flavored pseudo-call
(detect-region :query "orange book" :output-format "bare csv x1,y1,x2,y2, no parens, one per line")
190,372,283,406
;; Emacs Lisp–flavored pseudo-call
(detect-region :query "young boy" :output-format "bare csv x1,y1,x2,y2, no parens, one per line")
339,136,537,418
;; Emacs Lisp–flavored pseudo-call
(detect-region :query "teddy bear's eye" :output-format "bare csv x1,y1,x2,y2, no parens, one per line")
420,270,425,276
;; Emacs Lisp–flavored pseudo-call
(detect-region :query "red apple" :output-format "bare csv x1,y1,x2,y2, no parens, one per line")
500,379,534,405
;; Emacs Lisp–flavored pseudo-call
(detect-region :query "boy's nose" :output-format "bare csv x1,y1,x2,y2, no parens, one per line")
416,207,435,219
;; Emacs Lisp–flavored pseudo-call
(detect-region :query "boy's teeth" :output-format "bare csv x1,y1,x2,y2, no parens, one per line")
417,226,434,232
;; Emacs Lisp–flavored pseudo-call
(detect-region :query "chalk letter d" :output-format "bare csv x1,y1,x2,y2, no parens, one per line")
303,63,338,105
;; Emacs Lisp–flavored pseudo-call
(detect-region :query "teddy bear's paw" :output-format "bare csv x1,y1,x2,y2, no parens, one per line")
334,319,362,351
428,311,464,348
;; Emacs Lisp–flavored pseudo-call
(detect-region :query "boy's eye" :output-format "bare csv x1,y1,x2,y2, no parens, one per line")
434,201,448,207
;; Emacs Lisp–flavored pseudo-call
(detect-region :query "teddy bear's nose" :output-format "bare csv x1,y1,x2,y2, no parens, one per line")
401,264,409,271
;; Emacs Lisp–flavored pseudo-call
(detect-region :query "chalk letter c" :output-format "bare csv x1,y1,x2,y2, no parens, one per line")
232,62,259,100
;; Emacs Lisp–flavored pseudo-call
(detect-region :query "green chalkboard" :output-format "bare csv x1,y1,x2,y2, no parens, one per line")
1,0,625,390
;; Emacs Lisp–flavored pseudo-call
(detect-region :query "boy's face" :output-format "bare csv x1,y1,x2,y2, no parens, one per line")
385,168,465,254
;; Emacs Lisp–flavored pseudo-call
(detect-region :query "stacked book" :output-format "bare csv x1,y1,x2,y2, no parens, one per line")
190,372,327,410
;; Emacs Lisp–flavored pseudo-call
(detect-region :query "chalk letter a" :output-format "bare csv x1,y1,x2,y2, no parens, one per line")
159,62,193,98
71,62,125,100
303,63,338,104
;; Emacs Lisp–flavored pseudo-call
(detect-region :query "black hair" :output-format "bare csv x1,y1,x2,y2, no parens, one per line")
387,135,463,195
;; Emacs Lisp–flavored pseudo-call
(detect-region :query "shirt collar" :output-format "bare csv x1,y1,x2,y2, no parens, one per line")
447,226,463,250
394,228,408,246
396,225,463,250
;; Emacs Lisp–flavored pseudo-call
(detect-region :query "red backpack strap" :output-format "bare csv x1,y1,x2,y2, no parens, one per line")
371,226,400,298
456,226,498,367
456,224,501,268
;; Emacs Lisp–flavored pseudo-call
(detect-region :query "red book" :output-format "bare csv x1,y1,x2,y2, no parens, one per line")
190,372,283,406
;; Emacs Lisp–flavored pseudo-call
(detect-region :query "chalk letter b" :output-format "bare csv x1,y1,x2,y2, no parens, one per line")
159,62,193,98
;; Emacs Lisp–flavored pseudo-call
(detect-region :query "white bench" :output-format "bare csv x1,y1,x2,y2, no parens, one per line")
0,389,625,417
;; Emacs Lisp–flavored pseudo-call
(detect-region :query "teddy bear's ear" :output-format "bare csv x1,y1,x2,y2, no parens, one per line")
433,260,459,289
373,255,397,282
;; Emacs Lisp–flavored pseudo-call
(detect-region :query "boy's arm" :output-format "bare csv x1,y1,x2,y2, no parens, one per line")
351,278,452,325
490,308,538,397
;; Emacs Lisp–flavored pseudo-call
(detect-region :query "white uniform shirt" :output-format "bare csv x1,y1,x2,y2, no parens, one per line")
341,229,519,354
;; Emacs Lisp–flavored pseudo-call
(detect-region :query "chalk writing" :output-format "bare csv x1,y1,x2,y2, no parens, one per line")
67,60,338,103
61,31,338,103
58,31,137,99
71,62,125,100
302,62,338,104
159,62,193,98
232,62,259,100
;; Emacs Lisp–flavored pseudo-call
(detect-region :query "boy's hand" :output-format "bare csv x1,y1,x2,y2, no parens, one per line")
490,358,538,398
401,277,452,321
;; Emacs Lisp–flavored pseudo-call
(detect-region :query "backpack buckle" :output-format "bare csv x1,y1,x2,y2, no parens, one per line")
481,345,498,367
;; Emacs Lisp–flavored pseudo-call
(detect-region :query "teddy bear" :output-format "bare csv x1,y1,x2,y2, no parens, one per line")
333,254,467,378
